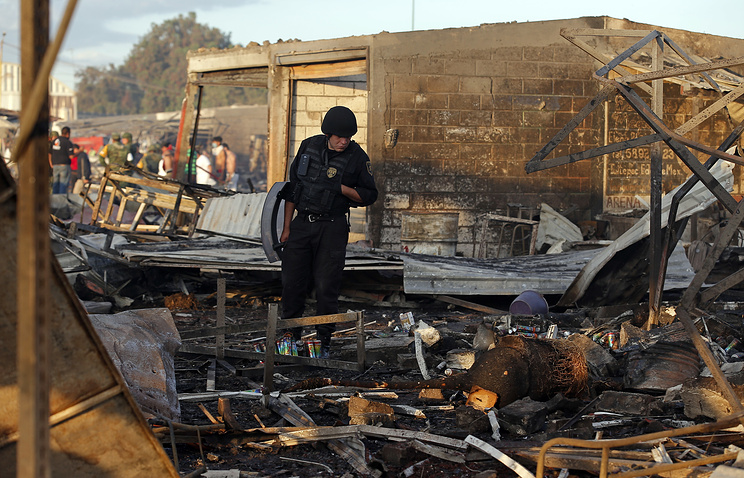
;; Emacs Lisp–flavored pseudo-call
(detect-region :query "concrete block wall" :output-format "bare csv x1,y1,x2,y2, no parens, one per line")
187,17,744,255
377,45,601,256
289,76,367,158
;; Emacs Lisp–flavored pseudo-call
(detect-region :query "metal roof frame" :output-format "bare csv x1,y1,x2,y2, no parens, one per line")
525,30,744,438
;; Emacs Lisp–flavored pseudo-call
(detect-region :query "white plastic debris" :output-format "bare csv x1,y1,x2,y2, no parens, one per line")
414,331,431,380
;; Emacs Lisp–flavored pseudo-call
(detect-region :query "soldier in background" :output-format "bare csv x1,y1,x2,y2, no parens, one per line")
140,144,161,174
101,133,129,171
121,132,137,164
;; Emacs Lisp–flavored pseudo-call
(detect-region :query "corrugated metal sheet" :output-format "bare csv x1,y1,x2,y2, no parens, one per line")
118,237,404,272
196,192,268,240
403,244,695,296
404,248,599,296
625,341,701,391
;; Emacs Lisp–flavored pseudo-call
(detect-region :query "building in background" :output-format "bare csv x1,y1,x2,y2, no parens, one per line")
0,62,77,121
184,16,744,255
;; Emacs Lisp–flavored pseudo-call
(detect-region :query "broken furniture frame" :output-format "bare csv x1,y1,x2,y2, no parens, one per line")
536,411,744,478
82,167,228,236
177,303,366,392
262,303,367,394
476,212,539,259
525,29,744,424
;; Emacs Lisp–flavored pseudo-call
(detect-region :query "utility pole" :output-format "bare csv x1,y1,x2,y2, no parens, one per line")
411,0,415,31
17,0,51,476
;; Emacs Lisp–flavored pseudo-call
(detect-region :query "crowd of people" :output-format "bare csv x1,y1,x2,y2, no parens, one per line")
42,128,241,194
97,131,176,179
190,136,238,189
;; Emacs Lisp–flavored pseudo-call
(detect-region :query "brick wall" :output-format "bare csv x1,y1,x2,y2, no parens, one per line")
378,45,601,256
290,75,370,240
290,76,367,157
605,85,737,212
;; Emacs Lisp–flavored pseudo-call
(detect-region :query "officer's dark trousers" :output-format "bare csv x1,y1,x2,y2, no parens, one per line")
281,215,349,345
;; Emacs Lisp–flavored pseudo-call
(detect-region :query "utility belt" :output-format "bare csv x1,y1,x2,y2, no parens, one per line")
296,211,347,223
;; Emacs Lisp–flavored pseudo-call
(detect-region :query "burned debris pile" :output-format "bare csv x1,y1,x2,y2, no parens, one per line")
34,164,744,477
148,300,744,477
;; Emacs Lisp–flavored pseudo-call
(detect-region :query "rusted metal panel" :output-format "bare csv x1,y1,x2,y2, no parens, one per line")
624,342,701,391
0,170,178,476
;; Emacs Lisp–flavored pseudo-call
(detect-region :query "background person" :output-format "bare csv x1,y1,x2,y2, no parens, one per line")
100,132,129,171
195,145,217,186
140,144,161,174
159,145,174,177
48,126,75,194
211,136,227,184
121,132,139,164
223,142,238,190
71,143,91,192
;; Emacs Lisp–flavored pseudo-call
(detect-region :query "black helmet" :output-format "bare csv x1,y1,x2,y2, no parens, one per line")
321,106,357,137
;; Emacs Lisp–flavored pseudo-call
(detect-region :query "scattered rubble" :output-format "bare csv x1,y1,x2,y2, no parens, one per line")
0,171,739,478
147,300,744,477
37,193,744,476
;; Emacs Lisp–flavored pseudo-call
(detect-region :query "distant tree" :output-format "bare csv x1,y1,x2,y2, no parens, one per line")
77,12,267,116
76,65,143,116
123,12,227,112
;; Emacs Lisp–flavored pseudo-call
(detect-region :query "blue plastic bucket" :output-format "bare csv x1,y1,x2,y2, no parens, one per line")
509,290,549,316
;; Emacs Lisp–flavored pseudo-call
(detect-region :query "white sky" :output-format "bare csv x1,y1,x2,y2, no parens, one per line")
0,0,742,90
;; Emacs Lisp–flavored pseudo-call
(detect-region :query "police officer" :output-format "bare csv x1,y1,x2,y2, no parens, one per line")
280,106,378,358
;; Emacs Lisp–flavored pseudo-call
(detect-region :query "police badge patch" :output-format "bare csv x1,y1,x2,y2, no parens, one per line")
327,167,337,178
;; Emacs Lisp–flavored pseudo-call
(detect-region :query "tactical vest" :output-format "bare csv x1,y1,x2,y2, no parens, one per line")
107,142,129,169
143,152,161,173
294,136,361,215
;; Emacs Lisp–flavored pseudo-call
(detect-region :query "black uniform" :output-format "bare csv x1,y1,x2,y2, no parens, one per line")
281,134,377,347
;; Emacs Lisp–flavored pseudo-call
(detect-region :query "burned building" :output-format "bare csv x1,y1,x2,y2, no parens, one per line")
183,15,744,257
9,8,744,476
